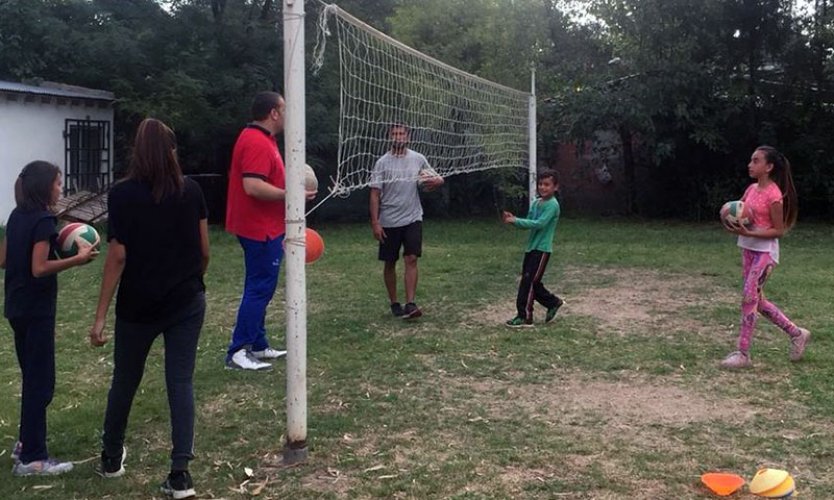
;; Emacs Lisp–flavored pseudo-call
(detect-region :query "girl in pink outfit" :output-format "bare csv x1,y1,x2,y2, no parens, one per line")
720,146,810,369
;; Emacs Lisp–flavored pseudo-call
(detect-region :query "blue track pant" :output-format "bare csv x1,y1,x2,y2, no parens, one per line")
226,235,284,359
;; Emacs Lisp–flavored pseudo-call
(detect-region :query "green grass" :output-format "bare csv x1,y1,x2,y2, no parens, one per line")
1,217,833,498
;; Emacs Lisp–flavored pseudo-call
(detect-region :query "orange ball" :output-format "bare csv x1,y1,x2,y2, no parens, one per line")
305,228,324,263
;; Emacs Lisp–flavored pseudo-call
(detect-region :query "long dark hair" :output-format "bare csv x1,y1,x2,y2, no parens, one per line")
756,145,798,230
15,161,61,211
128,118,184,202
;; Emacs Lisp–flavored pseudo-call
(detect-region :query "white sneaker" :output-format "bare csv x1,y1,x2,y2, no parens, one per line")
720,350,752,369
251,347,287,360
226,349,272,371
12,458,74,476
789,328,811,362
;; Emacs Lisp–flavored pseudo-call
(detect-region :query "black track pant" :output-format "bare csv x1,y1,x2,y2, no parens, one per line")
516,250,560,321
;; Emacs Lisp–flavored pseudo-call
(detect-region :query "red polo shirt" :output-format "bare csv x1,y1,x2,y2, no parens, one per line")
225,125,286,240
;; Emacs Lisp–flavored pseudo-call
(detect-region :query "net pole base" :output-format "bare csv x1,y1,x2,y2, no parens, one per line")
282,440,308,465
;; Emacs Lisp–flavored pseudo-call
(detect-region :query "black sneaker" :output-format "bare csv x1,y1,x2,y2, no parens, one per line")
99,446,126,478
161,470,196,499
402,302,423,320
390,302,404,317
545,297,564,323
506,316,533,328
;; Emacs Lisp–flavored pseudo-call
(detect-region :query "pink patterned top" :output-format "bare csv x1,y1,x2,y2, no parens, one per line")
742,182,783,230
737,182,783,263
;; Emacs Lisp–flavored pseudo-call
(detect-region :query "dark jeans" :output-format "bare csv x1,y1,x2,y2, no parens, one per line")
102,292,205,471
516,250,560,320
10,315,56,464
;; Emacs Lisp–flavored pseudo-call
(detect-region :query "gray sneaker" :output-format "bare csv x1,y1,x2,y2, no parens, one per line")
10,441,21,463
720,350,752,369
789,328,811,362
12,458,74,476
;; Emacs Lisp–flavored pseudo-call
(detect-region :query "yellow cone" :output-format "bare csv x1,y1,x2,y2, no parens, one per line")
749,469,793,497
760,475,795,498
750,469,788,494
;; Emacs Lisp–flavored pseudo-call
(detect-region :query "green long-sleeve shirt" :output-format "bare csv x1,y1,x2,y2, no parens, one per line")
512,196,560,253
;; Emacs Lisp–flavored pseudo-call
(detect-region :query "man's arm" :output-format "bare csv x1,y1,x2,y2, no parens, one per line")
243,176,285,201
369,188,386,241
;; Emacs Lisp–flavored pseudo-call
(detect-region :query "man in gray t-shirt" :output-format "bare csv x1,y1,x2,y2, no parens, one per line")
369,123,443,320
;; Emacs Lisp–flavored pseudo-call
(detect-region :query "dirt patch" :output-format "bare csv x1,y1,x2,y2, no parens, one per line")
299,467,357,497
469,265,737,334
495,464,671,499
291,429,463,498
564,267,736,333
538,377,752,426
443,371,754,428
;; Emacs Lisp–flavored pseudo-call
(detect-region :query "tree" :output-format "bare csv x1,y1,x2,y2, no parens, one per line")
2,0,833,219
545,0,832,217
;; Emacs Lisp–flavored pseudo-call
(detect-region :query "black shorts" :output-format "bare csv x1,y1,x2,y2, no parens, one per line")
378,221,422,262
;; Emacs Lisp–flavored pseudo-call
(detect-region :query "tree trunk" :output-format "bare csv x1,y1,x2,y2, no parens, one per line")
211,0,226,22
618,125,637,215
260,0,274,21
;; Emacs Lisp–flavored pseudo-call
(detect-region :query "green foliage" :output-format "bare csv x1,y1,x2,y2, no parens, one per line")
1,0,834,218
548,0,834,218
0,0,283,174
389,0,546,90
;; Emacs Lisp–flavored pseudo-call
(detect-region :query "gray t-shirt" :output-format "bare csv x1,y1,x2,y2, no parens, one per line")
369,149,431,228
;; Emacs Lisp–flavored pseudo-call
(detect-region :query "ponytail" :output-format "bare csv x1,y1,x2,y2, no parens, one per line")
756,145,798,230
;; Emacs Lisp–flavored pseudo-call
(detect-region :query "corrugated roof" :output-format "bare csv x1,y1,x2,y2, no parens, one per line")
0,80,115,101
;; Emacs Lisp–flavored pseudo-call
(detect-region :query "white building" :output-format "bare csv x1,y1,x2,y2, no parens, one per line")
0,80,115,224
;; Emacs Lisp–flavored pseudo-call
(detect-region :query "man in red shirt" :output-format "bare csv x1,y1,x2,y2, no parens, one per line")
225,91,290,371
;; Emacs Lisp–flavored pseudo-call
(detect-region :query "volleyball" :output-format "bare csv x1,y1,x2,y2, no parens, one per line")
417,167,440,191
56,223,100,258
720,200,749,228
306,228,324,264
304,164,318,192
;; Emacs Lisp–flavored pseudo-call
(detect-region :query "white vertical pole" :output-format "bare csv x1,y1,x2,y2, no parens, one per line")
282,0,308,464
528,66,537,204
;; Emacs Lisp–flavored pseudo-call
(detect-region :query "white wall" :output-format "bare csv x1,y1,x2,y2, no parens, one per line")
0,96,113,225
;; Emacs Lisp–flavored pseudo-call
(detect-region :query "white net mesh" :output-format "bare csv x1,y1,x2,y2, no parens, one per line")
314,4,531,196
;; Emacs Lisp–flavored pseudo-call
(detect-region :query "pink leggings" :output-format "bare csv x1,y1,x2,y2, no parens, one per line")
737,249,800,352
